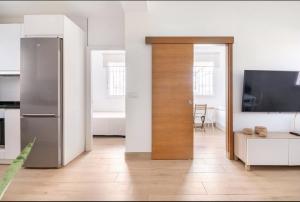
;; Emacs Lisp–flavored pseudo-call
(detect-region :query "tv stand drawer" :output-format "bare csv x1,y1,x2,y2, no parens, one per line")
289,139,300,165
247,139,289,165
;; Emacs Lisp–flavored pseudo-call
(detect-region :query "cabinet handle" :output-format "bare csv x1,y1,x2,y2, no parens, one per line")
22,114,56,118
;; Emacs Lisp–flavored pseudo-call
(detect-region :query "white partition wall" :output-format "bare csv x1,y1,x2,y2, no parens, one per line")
23,15,86,166
62,16,85,165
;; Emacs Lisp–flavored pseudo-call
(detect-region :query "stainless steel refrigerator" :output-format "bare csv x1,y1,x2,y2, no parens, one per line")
20,38,63,168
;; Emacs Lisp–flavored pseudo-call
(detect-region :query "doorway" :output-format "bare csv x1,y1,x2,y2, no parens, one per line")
193,44,227,159
146,37,234,160
87,49,126,152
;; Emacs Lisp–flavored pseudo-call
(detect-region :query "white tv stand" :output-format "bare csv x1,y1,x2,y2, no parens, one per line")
234,132,300,170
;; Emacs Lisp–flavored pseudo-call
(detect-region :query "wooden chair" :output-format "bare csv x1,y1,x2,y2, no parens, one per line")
194,104,207,131
205,107,216,134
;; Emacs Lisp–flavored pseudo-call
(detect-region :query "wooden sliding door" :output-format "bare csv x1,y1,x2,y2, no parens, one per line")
152,44,194,160
147,36,234,160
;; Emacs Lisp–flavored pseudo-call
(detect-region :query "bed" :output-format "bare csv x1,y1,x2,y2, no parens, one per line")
92,112,126,136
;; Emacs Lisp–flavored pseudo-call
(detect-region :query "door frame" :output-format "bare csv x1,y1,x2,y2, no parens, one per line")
85,46,126,152
146,36,234,160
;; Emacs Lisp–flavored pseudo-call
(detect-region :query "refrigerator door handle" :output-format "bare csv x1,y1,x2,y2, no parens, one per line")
22,114,57,118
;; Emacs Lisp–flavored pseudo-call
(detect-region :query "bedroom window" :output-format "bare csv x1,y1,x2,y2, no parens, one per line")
107,62,126,96
99,50,126,96
193,61,214,96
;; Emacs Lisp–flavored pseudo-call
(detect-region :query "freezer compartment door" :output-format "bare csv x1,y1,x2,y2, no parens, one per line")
21,117,62,168
20,38,62,116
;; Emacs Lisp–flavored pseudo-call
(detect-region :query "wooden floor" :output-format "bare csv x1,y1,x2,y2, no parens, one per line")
1,128,300,201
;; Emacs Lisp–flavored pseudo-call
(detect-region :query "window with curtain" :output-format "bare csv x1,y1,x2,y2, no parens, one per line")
193,61,215,96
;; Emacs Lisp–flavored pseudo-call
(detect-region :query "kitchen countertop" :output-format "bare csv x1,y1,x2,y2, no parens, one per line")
0,101,20,109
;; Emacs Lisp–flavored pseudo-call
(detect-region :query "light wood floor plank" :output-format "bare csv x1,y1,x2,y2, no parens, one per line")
1,128,300,201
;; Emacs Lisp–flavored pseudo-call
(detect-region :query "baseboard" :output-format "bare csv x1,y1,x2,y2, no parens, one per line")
216,122,226,131
194,123,216,128
125,152,151,160
0,159,13,165
93,135,125,138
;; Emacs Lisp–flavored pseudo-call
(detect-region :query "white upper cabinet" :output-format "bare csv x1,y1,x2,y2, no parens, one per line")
0,24,21,72
23,15,64,37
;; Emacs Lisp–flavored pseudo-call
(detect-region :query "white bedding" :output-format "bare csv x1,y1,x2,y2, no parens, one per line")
92,112,126,136
93,112,125,118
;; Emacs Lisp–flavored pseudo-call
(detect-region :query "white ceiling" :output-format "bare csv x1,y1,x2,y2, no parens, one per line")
0,1,124,18
121,1,148,12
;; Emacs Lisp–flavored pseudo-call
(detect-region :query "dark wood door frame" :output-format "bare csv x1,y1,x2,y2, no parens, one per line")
146,36,235,160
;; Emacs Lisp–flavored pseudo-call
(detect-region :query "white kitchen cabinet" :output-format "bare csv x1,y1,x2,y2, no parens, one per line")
247,139,289,165
24,15,64,37
0,150,4,160
0,24,21,72
4,109,20,160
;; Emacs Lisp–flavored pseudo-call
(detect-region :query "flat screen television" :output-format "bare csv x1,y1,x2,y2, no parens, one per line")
242,70,300,112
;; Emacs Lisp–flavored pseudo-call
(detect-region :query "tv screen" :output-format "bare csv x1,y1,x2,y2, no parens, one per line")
242,70,300,112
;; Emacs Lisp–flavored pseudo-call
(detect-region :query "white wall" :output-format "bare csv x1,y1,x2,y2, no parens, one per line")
125,12,151,152
0,76,20,101
88,14,124,48
91,50,125,112
0,17,23,24
125,1,300,152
